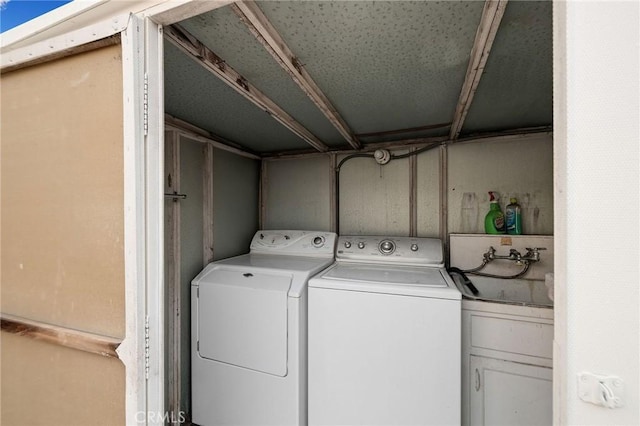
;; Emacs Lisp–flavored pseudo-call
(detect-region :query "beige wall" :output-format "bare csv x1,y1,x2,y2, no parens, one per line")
1,44,125,425
0,332,125,426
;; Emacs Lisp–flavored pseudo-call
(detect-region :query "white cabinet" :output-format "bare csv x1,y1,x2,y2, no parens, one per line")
469,355,552,425
462,300,553,426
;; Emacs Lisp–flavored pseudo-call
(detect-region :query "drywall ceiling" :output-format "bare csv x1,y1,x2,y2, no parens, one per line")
164,0,552,155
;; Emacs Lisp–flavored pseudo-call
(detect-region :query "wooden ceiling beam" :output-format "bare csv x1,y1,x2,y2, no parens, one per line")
165,24,330,153
164,114,262,160
232,1,361,150
449,0,508,140
261,126,551,160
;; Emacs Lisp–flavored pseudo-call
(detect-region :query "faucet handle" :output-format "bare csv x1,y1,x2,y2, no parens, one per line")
523,247,546,263
484,246,496,260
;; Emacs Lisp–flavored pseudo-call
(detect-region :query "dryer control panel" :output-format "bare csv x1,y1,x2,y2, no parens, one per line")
250,230,337,257
336,235,444,266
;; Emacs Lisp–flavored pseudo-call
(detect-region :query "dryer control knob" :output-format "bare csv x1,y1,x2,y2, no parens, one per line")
357,242,366,249
344,241,352,248
379,240,396,254
312,236,325,248
411,244,419,252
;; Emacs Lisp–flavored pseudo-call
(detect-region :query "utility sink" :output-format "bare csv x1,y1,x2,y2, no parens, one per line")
451,275,554,308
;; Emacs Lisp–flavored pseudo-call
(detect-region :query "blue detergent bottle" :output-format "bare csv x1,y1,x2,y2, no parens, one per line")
505,197,523,235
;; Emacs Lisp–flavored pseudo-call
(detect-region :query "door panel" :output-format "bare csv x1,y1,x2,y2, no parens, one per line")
470,355,552,426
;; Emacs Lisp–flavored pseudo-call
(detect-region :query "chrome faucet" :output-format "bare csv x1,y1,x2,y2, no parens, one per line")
484,246,521,261
464,246,546,279
483,246,546,264
521,247,546,263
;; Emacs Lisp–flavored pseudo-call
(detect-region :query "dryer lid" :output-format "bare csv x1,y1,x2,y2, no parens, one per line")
196,268,291,377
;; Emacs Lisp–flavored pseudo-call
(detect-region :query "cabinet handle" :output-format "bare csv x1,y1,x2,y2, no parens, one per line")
475,368,481,391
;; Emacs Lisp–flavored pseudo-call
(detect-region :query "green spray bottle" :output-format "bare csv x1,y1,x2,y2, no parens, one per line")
484,191,506,234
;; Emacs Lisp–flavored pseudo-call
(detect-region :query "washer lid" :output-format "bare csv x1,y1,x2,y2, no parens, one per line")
196,268,291,376
310,263,461,300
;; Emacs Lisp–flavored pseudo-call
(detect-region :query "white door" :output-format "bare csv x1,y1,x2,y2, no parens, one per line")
121,14,165,425
197,269,291,376
469,355,552,426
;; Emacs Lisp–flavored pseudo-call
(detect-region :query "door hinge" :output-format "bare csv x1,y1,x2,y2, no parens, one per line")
145,314,150,380
143,73,149,136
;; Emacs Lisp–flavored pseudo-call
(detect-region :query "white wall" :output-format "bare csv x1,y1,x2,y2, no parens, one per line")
338,152,411,236
450,234,554,281
212,148,260,260
448,134,553,235
554,1,639,424
263,155,333,232
164,137,259,417
263,133,552,239
416,146,441,238
178,137,204,412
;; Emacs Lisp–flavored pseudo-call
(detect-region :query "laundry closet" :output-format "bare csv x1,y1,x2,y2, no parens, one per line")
3,0,639,424
160,1,553,424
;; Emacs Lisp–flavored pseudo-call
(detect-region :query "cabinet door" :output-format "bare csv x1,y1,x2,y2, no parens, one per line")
469,355,552,426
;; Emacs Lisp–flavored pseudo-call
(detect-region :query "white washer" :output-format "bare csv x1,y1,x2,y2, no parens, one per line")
192,230,337,426
308,235,461,426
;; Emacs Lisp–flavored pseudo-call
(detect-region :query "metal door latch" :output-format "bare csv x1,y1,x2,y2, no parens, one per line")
578,372,624,408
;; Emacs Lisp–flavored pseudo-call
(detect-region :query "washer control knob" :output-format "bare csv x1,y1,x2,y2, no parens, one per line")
344,241,352,249
379,240,396,254
357,242,366,249
312,236,325,248
411,244,419,252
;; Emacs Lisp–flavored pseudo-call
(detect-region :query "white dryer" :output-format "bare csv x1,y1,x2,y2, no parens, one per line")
308,235,461,426
191,230,337,426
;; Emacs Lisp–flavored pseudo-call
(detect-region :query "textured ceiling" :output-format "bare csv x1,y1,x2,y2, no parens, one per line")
164,42,307,153
179,6,347,148
462,0,553,134
257,1,484,137
165,0,553,155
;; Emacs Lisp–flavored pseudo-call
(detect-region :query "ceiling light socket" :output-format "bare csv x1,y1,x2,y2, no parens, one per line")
374,149,391,165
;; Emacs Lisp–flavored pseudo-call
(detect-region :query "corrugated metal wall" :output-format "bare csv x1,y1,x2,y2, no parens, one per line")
0,44,125,425
263,133,553,238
